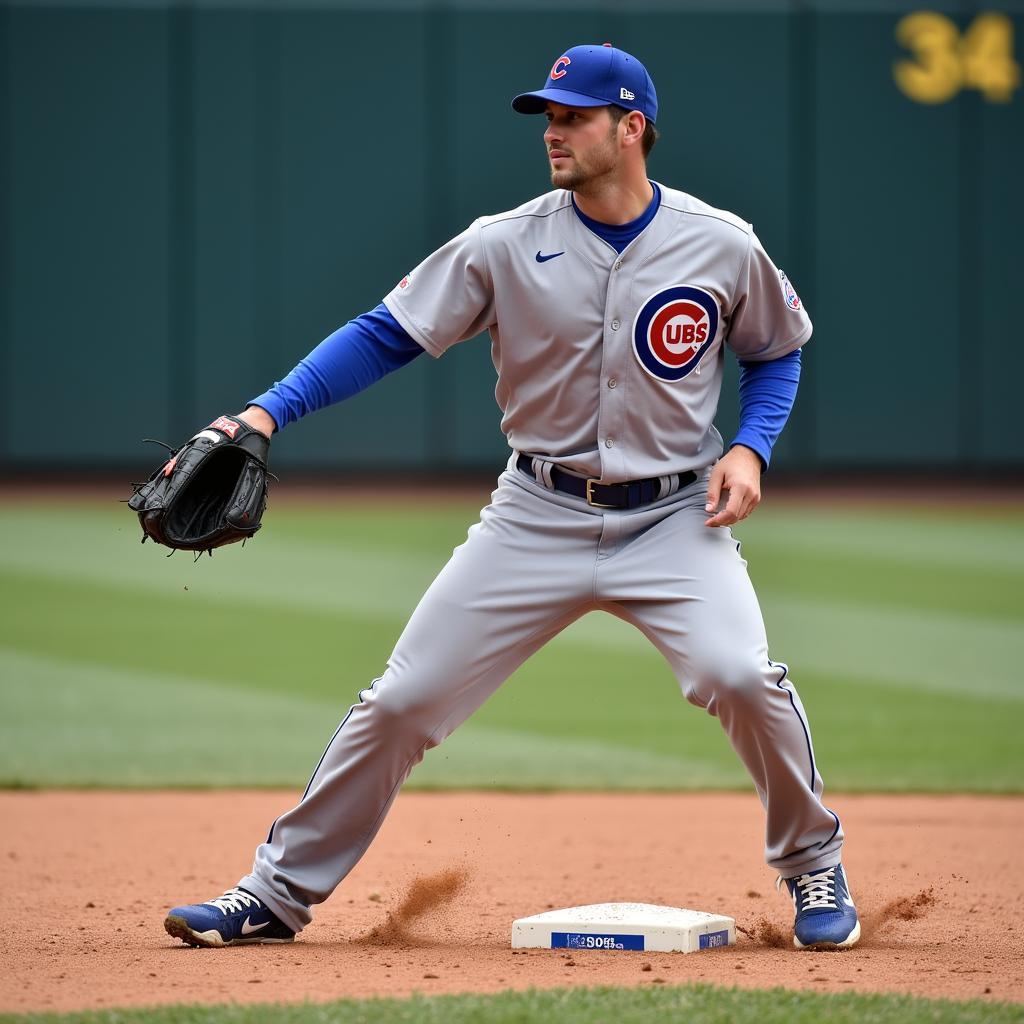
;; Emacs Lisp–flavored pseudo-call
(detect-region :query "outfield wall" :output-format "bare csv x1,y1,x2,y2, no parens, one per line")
2,0,1022,473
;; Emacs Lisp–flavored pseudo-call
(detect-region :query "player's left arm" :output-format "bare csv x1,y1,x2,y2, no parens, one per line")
706,227,811,528
704,350,801,527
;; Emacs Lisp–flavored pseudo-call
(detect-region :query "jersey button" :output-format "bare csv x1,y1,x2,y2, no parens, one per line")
614,260,623,271
608,378,618,389
605,438,615,448
610,319,621,331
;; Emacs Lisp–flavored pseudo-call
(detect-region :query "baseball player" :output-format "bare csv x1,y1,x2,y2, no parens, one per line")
164,44,859,952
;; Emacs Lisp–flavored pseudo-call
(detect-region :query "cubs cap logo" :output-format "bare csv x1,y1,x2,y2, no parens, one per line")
550,55,571,79
633,286,719,382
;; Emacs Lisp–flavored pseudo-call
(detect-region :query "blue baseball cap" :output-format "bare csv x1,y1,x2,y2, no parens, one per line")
512,44,658,124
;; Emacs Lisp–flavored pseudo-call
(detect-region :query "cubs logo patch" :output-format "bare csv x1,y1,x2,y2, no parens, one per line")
779,269,801,310
632,286,719,382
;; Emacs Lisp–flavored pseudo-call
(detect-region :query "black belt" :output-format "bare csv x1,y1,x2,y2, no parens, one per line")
516,454,696,510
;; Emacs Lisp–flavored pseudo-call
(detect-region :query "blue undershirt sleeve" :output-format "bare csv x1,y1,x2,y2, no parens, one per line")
248,303,425,430
730,349,802,470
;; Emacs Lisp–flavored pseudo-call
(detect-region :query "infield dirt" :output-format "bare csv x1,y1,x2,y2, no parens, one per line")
2,791,1022,1013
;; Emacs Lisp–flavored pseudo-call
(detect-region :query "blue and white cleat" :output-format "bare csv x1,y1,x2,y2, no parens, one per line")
781,863,860,950
164,887,295,947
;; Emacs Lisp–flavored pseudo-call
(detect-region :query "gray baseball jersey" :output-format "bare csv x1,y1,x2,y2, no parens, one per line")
237,185,842,934
383,184,811,480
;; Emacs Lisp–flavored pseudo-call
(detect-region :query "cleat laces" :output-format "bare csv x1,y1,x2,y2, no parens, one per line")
205,888,262,916
791,867,838,910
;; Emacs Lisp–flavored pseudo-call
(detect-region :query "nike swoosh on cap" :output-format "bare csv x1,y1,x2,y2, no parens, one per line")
535,250,564,263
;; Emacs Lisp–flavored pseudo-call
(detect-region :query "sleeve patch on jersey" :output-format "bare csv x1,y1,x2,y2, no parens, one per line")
779,270,802,310
632,285,720,382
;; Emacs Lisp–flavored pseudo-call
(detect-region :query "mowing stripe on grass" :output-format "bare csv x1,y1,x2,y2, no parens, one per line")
1,500,1021,792
558,601,1024,702
0,648,721,789
4,504,1023,626
737,507,1024,572
0,512,446,620
6,548,1019,706
0,983,1019,1024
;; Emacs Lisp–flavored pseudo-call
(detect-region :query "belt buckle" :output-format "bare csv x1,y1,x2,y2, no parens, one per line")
586,478,615,509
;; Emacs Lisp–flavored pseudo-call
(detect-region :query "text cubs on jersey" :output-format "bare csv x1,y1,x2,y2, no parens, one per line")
633,285,720,382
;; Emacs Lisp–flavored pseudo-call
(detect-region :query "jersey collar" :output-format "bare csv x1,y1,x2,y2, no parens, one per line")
570,181,662,254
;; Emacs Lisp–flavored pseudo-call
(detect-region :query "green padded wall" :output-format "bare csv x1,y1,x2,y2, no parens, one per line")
4,5,172,461
1,1,1021,473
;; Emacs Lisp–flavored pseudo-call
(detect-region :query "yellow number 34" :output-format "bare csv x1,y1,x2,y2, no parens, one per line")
894,11,1021,103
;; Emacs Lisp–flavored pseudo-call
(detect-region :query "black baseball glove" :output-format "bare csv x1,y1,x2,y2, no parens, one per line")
128,414,272,555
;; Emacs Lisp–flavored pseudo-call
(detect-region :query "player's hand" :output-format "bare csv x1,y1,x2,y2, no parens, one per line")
704,445,763,527
236,405,278,437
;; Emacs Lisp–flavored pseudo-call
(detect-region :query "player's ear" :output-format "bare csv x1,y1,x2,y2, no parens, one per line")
623,111,647,149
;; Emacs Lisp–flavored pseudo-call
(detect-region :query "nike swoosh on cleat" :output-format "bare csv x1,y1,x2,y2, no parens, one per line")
843,897,856,908
241,916,270,935
535,250,564,263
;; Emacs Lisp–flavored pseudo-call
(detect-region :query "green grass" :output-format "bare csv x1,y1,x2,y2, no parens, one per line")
1,984,1021,1024
0,499,1022,791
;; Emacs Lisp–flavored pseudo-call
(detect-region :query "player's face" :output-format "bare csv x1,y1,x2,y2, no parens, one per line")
543,103,621,192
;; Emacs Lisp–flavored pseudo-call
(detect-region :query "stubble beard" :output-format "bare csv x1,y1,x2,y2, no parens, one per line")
549,130,620,194
549,165,587,191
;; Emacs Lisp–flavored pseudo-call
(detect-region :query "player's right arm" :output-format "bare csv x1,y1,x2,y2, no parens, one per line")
238,221,495,438
237,404,278,437
238,304,425,436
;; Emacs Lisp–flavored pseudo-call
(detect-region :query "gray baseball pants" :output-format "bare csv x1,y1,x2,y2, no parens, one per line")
240,465,843,932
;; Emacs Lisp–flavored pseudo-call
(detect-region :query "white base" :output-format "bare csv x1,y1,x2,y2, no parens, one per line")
511,902,735,954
